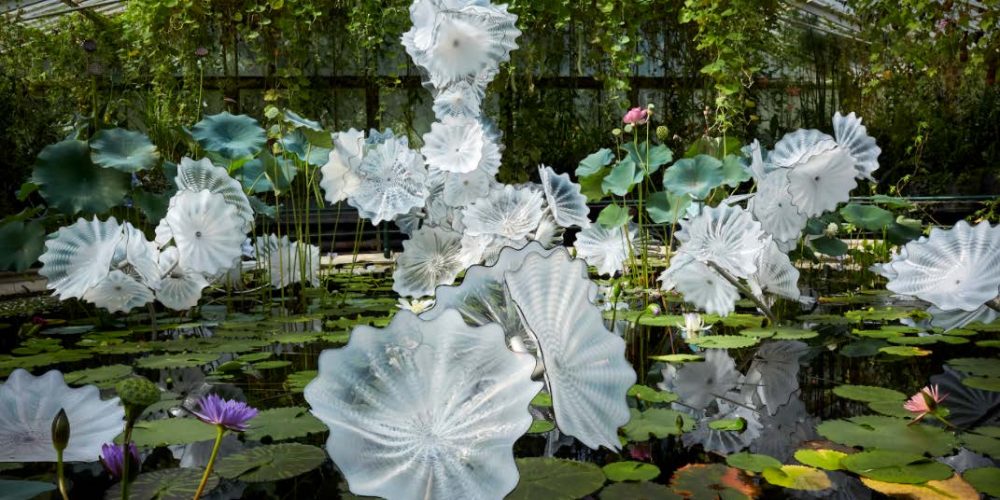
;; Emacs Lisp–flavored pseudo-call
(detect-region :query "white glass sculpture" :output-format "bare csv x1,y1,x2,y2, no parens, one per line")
667,349,741,410
441,168,493,208
163,190,245,276
319,129,364,204
38,216,122,300
350,136,429,225
539,165,591,229
303,310,541,500
421,117,500,174
115,222,161,290
683,393,763,455
82,269,155,314
748,171,807,244
832,111,881,181
393,226,467,297
0,369,123,462
255,234,321,289
573,222,638,277
770,129,836,169
174,157,254,233
432,81,484,119
156,247,209,311
878,220,1000,313
745,341,808,415
461,184,543,241
675,204,768,278
784,146,857,217
747,241,801,303
659,255,740,316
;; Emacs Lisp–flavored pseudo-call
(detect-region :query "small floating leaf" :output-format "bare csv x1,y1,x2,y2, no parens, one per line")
508,458,605,500
879,345,931,357
762,465,831,491
962,377,1000,392
245,407,327,442
841,450,952,484
793,449,846,471
628,385,678,403
214,443,327,482
648,354,704,363
965,467,1000,497
832,385,906,403
861,474,977,498
726,452,781,473
602,461,661,482
688,335,759,349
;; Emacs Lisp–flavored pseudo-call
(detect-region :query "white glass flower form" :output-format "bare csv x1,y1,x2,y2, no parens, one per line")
163,190,245,276
745,340,808,415
532,211,565,249
320,129,365,204
402,0,521,89
878,220,1000,313
928,305,998,332
393,226,467,297
350,136,429,226
504,251,635,450
573,222,638,277
82,269,154,314
421,117,500,174
441,168,494,208
462,184,543,240
255,234,321,289
539,165,590,229
303,309,541,500
770,129,836,169
659,255,740,316
155,247,209,311
432,81,484,120
683,393,763,455
748,171,807,243
832,111,880,181
667,349,741,410
174,157,254,233
39,216,122,300
0,369,123,462
784,145,857,217
675,204,768,278
113,222,161,290
747,240,801,302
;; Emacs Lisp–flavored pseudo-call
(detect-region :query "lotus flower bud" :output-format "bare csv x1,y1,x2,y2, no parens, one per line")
624,124,634,134
656,125,669,142
51,408,70,452
116,376,160,416
645,304,661,316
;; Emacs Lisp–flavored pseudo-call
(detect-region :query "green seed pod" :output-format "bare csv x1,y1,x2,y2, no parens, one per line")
656,125,669,142
51,408,70,452
115,376,160,413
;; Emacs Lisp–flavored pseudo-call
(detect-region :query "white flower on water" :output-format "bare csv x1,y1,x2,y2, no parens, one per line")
396,297,436,314
677,312,712,341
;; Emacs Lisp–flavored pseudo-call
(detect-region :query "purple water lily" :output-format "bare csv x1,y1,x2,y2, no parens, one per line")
100,443,140,479
190,394,258,432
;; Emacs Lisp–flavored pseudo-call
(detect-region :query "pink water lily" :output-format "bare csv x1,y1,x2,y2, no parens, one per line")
903,384,948,425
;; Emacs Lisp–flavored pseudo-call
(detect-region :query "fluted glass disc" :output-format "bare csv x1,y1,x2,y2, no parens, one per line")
174,157,254,233
393,226,466,298
539,165,590,229
833,112,880,181
164,190,245,276
38,216,122,300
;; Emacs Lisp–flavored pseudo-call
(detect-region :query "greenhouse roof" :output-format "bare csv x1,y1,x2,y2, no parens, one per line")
1,0,125,25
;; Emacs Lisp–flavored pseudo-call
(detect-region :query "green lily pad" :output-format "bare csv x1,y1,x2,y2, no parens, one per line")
190,112,266,160
90,128,159,172
508,458,605,500
888,335,939,345
841,450,953,484
0,479,56,499
599,481,681,500
741,326,816,340
976,340,1000,348
962,377,1000,392
622,408,694,442
688,335,759,349
648,354,704,363
852,328,903,339
64,364,132,388
725,452,781,473
106,467,216,500
244,406,327,442
627,385,678,403
832,385,906,403
136,352,221,369
797,313,852,325
32,139,129,215
839,339,888,357
708,418,746,432
867,400,913,418
0,220,45,272
669,463,758,499
793,449,847,470
817,416,957,455
214,443,326,483
281,370,316,394
718,313,764,328
603,461,661,482
839,203,894,231
961,429,1000,458
528,420,555,434
964,467,1000,497
128,418,218,448
761,465,831,491
132,189,170,224
811,236,847,256
531,391,553,408
253,360,292,370
663,155,724,200
879,345,931,357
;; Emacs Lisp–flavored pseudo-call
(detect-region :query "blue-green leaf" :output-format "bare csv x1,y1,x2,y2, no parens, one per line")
190,112,266,160
89,128,160,173
576,148,615,177
602,158,637,196
663,155,724,199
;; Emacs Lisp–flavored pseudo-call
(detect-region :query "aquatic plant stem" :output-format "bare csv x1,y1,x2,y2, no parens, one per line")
704,260,777,325
193,425,225,500
121,414,136,500
55,449,69,500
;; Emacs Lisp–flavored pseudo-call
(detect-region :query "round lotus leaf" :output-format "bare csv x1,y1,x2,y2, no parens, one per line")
960,430,1000,458
280,129,331,166
602,461,661,482
602,158,637,196
128,417,219,448
761,465,831,491
793,449,847,471
284,370,317,394
232,158,274,193
720,154,751,187
839,203,894,231
879,345,931,357
861,474,978,498
662,155,724,200
32,140,129,215
190,112,266,160
599,481,681,500
63,364,132,388
214,443,326,482
0,220,45,272
965,467,1000,497
817,415,957,456
622,408,694,442
669,463,758,499
105,467,217,500
648,354,704,363
576,148,614,177
89,128,160,172
0,480,56,499
726,452,782,473
507,458,606,500
135,352,220,369
628,384,678,403
645,191,691,224
962,377,1000,392
841,450,952,484
718,313,764,328
741,326,817,340
832,384,906,403
867,400,913,418
688,335,759,349
244,406,327,442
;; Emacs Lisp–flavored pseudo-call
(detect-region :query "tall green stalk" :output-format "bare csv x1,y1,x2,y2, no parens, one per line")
193,425,225,500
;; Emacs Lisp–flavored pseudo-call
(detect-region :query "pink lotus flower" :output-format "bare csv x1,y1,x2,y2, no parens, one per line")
903,385,947,424
623,107,649,125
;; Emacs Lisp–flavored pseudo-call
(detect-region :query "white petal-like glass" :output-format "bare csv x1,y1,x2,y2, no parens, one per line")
748,171,807,243
174,157,254,233
82,269,154,314
879,220,1000,312
422,118,499,174
785,146,858,217
539,165,591,229
304,309,541,500
255,234,321,289
115,222,161,289
0,369,124,462
928,305,998,332
659,254,739,316
38,216,122,300
441,168,493,208
573,222,637,277
393,226,467,297
770,129,836,168
746,340,808,415
675,204,768,278
164,190,246,276
667,349,740,410
319,129,365,204
155,247,209,311
461,184,543,240
350,136,429,225
832,111,881,181
747,240,801,302
432,81,484,120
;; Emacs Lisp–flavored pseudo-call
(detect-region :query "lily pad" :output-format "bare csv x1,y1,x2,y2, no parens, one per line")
531,391,553,407
528,420,555,434
214,443,326,483
841,450,952,484
0,480,56,500
960,430,1000,459
244,406,327,442
599,481,681,500
793,449,847,471
105,467,216,500
817,415,957,456
622,408,694,442
648,354,704,363
761,465,831,491
708,418,746,431
964,467,1000,497
962,377,1000,392
136,352,221,369
0,220,45,272
128,417,219,448
190,112,266,160
688,335,759,349
879,345,931,357
839,203,894,231
90,128,159,173
64,364,132,388
627,385,678,404
725,452,781,473
508,458,605,500
32,139,129,215
860,474,977,498
602,461,661,482
669,463,758,499
741,326,816,340
832,385,906,403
